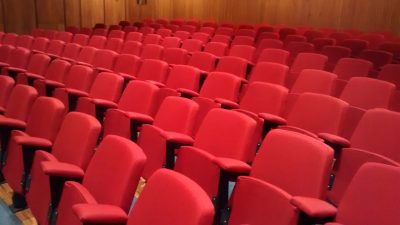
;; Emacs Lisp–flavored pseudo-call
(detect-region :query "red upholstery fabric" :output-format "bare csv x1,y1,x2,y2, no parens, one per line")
136,59,169,83
335,163,400,225
248,62,289,85
251,129,334,198
127,169,214,225
228,176,298,225
56,135,146,225
187,52,217,72
175,109,257,197
138,96,198,178
215,56,249,79
291,69,337,95
26,112,100,225
3,97,65,194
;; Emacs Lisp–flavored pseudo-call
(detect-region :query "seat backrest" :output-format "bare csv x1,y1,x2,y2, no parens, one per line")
329,32,351,44
193,109,257,161
257,48,288,64
204,42,228,57
8,47,31,68
2,33,18,46
181,39,203,52
312,37,336,52
43,59,71,82
350,108,400,162
284,34,307,46
240,82,288,115
336,163,400,225
137,59,169,83
215,56,248,79
165,65,201,92
287,93,349,135
339,39,369,56
321,45,352,69
89,72,124,102
55,32,73,43
229,45,256,61
117,80,159,115
251,129,334,198
161,36,181,48
140,44,164,60
231,36,254,46
76,46,97,65
92,49,117,70
82,135,146,212
285,42,314,60
92,28,107,36
127,169,214,225
4,85,38,121
61,43,81,60
0,45,15,63
162,48,189,65
279,27,297,40
108,30,125,39
290,53,327,74
121,41,142,56
153,96,199,135
16,35,34,49
187,51,217,72
113,54,141,78
215,27,234,37
156,28,173,38
142,34,162,45
63,65,95,93
174,31,191,40
211,35,231,45
51,112,101,170
125,31,143,42
0,76,14,110
25,97,65,142
199,72,242,102
25,53,51,75
87,35,106,49
291,69,337,95
192,32,211,43
333,58,373,80
378,64,400,87
340,77,395,109
359,49,393,70
72,34,89,46
248,62,288,85
104,38,123,52
46,40,65,56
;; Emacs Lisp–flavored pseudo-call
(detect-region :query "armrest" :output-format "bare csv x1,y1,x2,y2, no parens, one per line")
279,126,320,140
258,113,287,126
65,88,89,97
95,67,113,73
162,131,194,146
291,196,337,218
91,99,118,109
14,136,52,148
233,109,258,120
177,88,200,98
7,67,26,73
0,117,27,130
318,133,350,149
44,79,65,88
146,80,166,88
117,73,136,80
214,98,239,109
120,110,154,124
73,204,128,224
41,161,84,179
25,72,44,80
213,157,251,174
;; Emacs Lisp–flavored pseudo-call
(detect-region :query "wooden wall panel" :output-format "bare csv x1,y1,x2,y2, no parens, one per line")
0,0,4,31
36,0,65,30
0,0,399,35
65,0,81,27
105,0,126,25
80,0,105,28
2,0,36,34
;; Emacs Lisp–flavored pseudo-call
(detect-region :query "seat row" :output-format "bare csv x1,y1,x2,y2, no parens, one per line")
0,80,399,225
